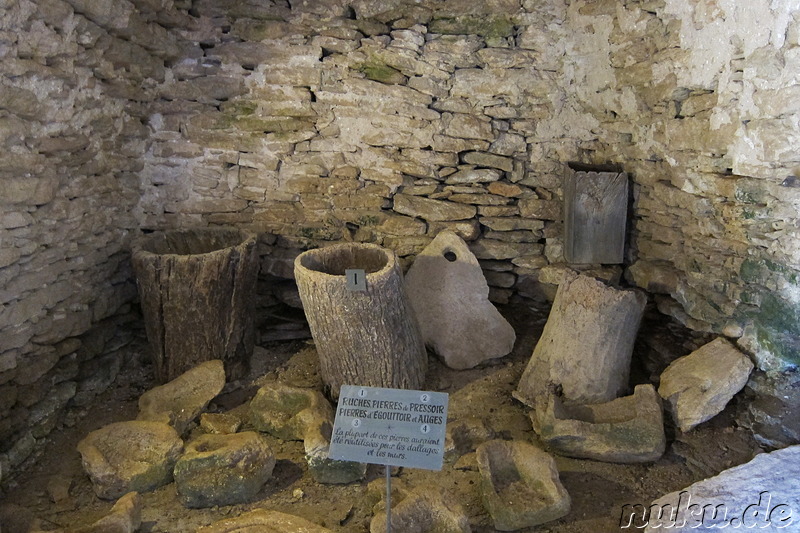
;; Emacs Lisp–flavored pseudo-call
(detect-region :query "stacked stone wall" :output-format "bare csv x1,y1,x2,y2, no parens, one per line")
139,0,800,370
0,0,187,480
558,0,800,371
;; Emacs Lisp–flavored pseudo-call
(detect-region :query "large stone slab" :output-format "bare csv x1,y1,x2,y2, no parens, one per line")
641,446,800,531
174,431,275,508
250,382,333,441
532,384,666,463
370,486,471,533
476,440,570,531
77,421,183,500
196,509,334,533
137,359,226,435
515,274,646,407
393,193,477,221
250,382,365,484
658,338,754,432
405,231,515,369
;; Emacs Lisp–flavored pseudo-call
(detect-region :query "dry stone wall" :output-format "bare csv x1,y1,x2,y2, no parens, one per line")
140,0,567,308
0,0,188,480
139,0,800,373
4,0,800,479
555,0,800,372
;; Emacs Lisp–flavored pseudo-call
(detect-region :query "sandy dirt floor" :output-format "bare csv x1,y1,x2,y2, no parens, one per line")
0,303,763,533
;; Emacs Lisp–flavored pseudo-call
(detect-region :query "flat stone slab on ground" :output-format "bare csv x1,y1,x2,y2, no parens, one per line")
476,439,570,531
77,421,183,500
532,384,666,463
642,445,800,531
405,230,515,369
370,486,471,533
250,381,333,441
174,431,276,508
137,359,226,435
250,381,365,484
658,338,754,432
196,509,334,532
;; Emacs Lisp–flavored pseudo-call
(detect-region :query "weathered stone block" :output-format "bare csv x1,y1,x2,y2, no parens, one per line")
405,231,515,369
476,440,570,531
137,360,226,435
197,510,333,533
77,421,183,500
532,384,666,463
174,432,275,508
393,193,477,221
658,338,754,432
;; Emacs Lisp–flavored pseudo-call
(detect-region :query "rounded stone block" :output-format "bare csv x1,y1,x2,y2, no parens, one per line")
77,421,184,500
174,431,275,508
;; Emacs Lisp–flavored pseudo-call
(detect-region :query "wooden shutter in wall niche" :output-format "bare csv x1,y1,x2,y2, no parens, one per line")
563,164,628,264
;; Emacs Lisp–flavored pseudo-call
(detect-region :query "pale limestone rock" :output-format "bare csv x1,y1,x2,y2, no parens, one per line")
470,239,543,260
405,231,515,369
658,338,754,432
462,151,514,171
393,193,477,221
137,360,226,435
250,382,365,484
303,418,367,484
199,412,242,435
643,446,800,532
626,259,680,294
370,486,471,533
77,421,183,500
518,198,562,220
476,440,570,531
444,416,495,462
445,168,502,184
73,491,142,533
250,382,332,441
197,509,334,533
515,274,646,406
174,432,275,508
532,384,666,463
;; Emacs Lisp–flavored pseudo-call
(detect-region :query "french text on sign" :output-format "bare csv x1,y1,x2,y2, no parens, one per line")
328,385,449,471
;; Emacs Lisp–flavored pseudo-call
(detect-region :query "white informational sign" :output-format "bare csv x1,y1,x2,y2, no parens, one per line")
327,385,449,471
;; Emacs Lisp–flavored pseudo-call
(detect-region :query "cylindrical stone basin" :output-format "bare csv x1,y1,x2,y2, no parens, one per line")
294,243,427,398
132,228,258,383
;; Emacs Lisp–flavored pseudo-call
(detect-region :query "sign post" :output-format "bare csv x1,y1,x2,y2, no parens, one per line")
328,385,449,532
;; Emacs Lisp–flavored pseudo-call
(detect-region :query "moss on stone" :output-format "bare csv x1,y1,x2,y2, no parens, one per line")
356,61,405,84
356,214,381,227
429,15,515,40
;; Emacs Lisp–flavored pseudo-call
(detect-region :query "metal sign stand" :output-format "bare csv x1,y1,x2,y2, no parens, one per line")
386,465,392,533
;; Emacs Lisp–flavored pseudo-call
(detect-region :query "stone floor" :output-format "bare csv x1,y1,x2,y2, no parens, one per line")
0,303,764,533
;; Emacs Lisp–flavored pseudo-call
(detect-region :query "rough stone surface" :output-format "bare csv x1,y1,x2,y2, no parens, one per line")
643,446,800,532
76,421,184,500
659,338,754,432
73,491,142,533
250,382,365,484
137,360,226,435
250,382,333,441
370,486,471,533
174,431,275,508
6,0,800,474
405,231,515,369
515,274,647,407
476,440,570,531
532,384,666,463
196,509,334,533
